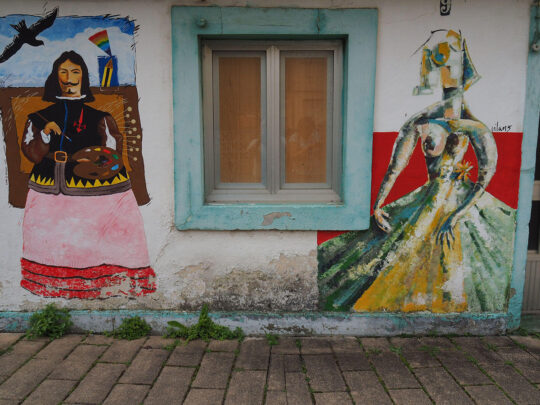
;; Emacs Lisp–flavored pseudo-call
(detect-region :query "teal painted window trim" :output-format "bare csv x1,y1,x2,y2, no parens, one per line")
507,5,540,329
171,7,378,230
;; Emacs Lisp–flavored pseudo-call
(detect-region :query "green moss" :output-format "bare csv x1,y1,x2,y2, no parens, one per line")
164,304,244,342
26,303,73,340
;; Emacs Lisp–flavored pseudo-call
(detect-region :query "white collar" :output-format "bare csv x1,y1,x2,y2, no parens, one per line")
55,95,87,100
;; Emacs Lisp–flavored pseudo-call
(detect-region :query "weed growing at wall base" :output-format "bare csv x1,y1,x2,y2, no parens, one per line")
107,316,151,340
26,303,73,340
165,304,244,342
265,333,279,345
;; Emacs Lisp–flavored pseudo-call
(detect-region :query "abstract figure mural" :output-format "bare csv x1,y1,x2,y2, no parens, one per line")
318,30,516,313
0,11,155,299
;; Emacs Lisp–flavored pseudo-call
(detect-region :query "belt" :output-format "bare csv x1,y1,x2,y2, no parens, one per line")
46,151,76,163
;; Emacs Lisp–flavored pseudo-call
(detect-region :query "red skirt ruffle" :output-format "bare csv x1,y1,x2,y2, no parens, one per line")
21,258,156,299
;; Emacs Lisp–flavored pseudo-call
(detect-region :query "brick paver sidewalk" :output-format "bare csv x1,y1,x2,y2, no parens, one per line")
0,333,539,404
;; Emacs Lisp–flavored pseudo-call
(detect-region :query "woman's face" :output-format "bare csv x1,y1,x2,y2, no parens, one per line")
430,32,463,89
58,59,82,97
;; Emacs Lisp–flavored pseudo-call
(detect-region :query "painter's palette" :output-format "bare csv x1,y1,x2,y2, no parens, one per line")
72,146,124,180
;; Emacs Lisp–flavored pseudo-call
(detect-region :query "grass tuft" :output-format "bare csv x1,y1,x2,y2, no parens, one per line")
106,316,151,340
26,303,73,340
164,304,244,342
265,333,279,346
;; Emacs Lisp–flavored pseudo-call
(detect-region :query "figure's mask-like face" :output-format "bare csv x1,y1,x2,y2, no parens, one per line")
58,59,83,98
413,30,479,95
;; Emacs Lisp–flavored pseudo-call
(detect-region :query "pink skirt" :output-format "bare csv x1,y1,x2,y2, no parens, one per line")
21,189,156,299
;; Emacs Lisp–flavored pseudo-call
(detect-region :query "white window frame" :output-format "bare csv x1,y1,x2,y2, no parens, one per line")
202,40,343,204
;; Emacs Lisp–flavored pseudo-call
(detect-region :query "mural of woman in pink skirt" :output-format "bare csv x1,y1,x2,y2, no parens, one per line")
20,51,155,299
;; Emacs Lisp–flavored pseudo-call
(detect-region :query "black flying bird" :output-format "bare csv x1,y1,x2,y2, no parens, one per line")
0,8,58,63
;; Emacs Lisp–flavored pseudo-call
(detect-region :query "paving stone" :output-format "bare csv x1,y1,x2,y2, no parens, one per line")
0,340,47,377
304,354,346,392
265,390,287,405
21,379,77,405
330,337,371,371
99,337,146,363
192,352,234,389
482,364,540,404
453,337,504,364
498,346,538,364
119,348,169,384
401,350,440,368
299,337,332,354
443,362,491,385
34,334,84,360
65,363,126,404
483,336,515,348
208,339,238,352
314,392,353,404
49,344,107,380
225,370,266,405
390,337,424,352
0,400,19,405
344,370,392,405
510,335,540,358
183,389,224,405
370,352,419,389
329,336,360,350
143,335,176,349
420,337,456,351
496,346,540,382
465,385,513,405
271,337,300,354
267,354,302,390
285,372,312,405
518,365,540,385
167,339,207,366
389,389,433,405
236,337,270,370
83,334,115,345
103,383,149,405
361,337,391,351
0,358,56,400
0,334,24,351
144,366,194,405
436,348,474,366
414,367,473,404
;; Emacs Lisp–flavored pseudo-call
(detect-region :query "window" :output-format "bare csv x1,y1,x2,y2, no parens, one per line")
203,40,342,203
171,7,377,230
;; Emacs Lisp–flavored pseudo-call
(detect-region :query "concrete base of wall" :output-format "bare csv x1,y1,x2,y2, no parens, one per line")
0,310,516,336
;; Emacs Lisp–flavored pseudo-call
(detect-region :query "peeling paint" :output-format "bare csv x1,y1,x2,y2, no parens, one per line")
261,212,292,226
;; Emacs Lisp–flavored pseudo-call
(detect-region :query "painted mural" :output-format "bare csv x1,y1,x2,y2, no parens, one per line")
318,30,519,313
0,9,155,299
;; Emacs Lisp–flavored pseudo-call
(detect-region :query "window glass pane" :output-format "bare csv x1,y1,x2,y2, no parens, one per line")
284,56,328,184
218,57,262,183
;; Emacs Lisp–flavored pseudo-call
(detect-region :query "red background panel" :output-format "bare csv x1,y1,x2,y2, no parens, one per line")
317,131,522,245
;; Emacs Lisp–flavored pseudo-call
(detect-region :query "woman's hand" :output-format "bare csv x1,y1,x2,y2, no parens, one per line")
374,208,392,233
437,214,458,248
43,121,61,136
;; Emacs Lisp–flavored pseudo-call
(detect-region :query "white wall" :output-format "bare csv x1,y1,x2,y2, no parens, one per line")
0,0,531,311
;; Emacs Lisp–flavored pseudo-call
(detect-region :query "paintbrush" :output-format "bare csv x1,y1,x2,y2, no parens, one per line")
35,112,72,141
